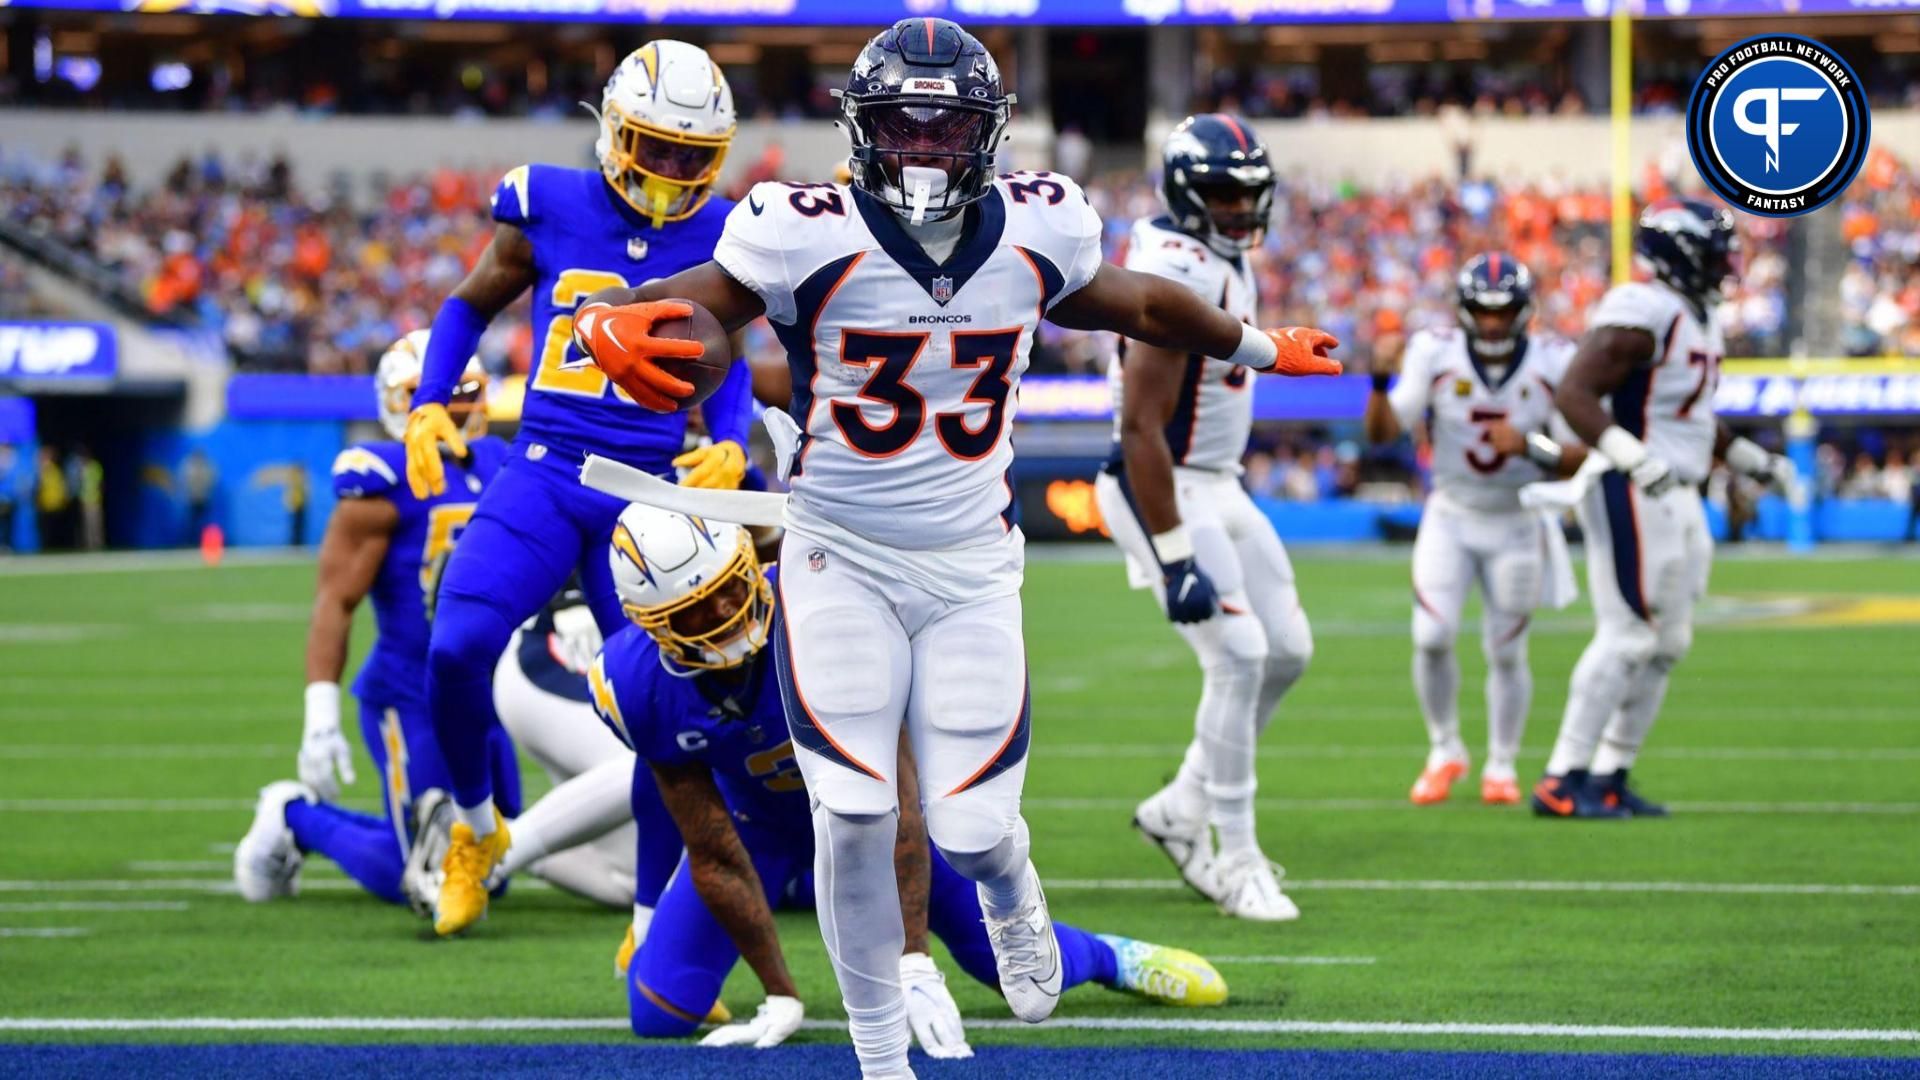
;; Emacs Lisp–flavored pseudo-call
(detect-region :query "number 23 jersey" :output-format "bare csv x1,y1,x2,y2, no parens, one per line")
715,174,1104,559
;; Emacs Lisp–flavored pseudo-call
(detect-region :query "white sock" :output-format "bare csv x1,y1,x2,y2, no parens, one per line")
1546,637,1640,776
454,796,497,838
1168,742,1209,822
1210,790,1257,856
959,822,1032,916
1414,644,1465,765
1484,659,1531,776
498,757,632,877
1593,657,1674,774
813,806,909,1079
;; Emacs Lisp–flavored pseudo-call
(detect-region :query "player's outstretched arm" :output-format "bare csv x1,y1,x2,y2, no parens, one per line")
1361,337,1407,445
649,760,799,1006
1050,263,1341,376
405,224,538,497
574,267,769,412
300,497,396,800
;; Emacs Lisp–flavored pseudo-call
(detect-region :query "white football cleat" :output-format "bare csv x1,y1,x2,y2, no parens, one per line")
401,788,453,918
1212,849,1300,923
979,863,1063,1023
1132,783,1220,901
233,780,310,903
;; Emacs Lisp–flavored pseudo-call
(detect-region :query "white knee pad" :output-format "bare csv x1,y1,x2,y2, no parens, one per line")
1265,605,1313,678
931,811,1028,882
1482,615,1531,670
1593,618,1659,671
1653,620,1692,669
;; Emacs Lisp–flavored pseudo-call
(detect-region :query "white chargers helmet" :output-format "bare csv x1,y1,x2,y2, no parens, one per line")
609,502,772,675
594,41,737,228
375,330,489,442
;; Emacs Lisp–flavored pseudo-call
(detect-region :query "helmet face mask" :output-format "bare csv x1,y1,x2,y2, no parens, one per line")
1454,252,1534,361
1160,114,1275,258
376,330,488,441
609,506,772,677
839,19,1012,222
594,42,737,228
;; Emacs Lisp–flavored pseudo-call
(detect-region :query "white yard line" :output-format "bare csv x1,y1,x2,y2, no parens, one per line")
0,901,188,912
0,1016,1913,1043
126,861,232,873
0,928,88,938
0,745,284,760
1043,743,1920,763
1211,956,1378,966
1048,878,1920,896
0,878,551,894
1024,797,1920,815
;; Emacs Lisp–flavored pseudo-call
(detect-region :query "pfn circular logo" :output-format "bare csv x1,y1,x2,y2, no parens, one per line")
1686,34,1869,218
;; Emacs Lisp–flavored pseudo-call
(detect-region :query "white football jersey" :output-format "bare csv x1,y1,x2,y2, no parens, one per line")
1390,328,1576,513
1585,281,1724,483
715,173,1103,590
1105,216,1257,474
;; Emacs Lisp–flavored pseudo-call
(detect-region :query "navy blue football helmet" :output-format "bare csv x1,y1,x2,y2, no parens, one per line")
1455,251,1534,360
1636,199,1740,306
835,18,1013,220
1159,113,1275,258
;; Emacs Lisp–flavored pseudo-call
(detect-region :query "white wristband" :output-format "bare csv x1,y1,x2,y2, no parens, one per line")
1150,526,1194,565
1724,436,1770,477
1595,426,1649,472
304,681,340,728
1225,324,1277,371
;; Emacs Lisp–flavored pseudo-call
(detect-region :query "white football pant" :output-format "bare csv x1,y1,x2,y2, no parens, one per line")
1095,467,1313,850
1410,493,1545,776
1546,479,1711,777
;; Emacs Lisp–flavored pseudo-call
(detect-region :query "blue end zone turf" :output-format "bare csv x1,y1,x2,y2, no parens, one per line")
4,1045,1920,1079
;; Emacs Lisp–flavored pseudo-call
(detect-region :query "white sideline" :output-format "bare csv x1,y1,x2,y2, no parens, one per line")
0,901,188,912
1024,797,1920,816
1044,743,1920,763
0,928,87,937
1212,956,1378,965
0,1016,1914,1043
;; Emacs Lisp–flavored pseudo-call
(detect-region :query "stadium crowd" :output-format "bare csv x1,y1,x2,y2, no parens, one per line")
1840,149,1920,358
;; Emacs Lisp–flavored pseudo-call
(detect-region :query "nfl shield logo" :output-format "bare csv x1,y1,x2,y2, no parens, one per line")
931,275,954,304
808,550,827,573
626,238,649,261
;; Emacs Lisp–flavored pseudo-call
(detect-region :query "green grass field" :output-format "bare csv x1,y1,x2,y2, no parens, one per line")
1,549,1917,1060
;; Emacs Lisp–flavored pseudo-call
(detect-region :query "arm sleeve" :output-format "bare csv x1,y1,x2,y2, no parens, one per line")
413,296,489,407
1387,334,1435,428
699,357,754,447
329,446,402,500
712,185,795,325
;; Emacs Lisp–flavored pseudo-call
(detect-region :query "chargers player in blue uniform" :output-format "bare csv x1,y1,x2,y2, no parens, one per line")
234,331,519,905
400,41,755,935
589,503,1229,1054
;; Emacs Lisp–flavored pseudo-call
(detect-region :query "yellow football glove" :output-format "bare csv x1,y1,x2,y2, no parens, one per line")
672,440,746,490
403,403,468,499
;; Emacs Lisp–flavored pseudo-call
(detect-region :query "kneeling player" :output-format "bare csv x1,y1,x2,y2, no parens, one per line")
593,503,1227,1050
235,332,520,904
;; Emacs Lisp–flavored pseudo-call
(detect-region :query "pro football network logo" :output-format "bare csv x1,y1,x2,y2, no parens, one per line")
1685,34,1869,218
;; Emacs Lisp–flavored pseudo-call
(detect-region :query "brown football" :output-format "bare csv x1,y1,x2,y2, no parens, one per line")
648,300,733,413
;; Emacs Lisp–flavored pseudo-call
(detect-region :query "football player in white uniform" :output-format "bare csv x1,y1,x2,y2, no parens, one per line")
1363,253,1583,807
569,19,1339,1078
1531,200,1795,818
1094,115,1314,922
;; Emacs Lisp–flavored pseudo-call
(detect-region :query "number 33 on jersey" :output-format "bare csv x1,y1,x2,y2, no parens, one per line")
715,172,1103,551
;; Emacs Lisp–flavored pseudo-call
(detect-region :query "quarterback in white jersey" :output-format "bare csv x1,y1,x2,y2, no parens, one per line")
1532,200,1795,819
568,19,1340,1079
1363,253,1583,808
1093,114,1314,923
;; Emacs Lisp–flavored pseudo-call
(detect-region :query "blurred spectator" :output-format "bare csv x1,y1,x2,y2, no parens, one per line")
1839,148,1919,358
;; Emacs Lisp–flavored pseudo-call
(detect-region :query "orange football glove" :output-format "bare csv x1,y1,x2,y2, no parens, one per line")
1262,327,1344,376
573,300,705,413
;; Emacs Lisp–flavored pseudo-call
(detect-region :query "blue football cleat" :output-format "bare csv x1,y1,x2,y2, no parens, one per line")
1591,769,1669,818
1530,770,1629,819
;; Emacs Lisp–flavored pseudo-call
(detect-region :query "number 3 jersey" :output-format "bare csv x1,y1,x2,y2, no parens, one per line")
714,174,1104,596
1389,328,1575,513
330,436,508,706
1584,280,1724,484
1104,215,1257,473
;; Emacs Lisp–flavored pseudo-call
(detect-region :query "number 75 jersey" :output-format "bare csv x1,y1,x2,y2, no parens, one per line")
715,173,1104,552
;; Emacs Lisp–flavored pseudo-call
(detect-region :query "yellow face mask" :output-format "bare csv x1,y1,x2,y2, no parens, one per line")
602,102,736,229
621,528,772,672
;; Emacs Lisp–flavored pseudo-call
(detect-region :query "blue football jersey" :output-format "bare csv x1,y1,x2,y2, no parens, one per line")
331,437,508,706
490,164,735,466
588,571,807,839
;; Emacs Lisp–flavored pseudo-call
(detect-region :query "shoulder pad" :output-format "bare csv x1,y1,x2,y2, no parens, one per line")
489,165,538,228
330,444,402,500
1589,283,1675,336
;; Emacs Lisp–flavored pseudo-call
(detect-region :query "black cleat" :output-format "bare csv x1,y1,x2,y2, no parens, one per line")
1531,769,1630,819
1591,769,1669,818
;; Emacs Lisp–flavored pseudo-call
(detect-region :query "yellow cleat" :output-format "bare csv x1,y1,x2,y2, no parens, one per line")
704,1000,733,1025
616,924,731,1023
1095,934,1228,1007
433,810,509,936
